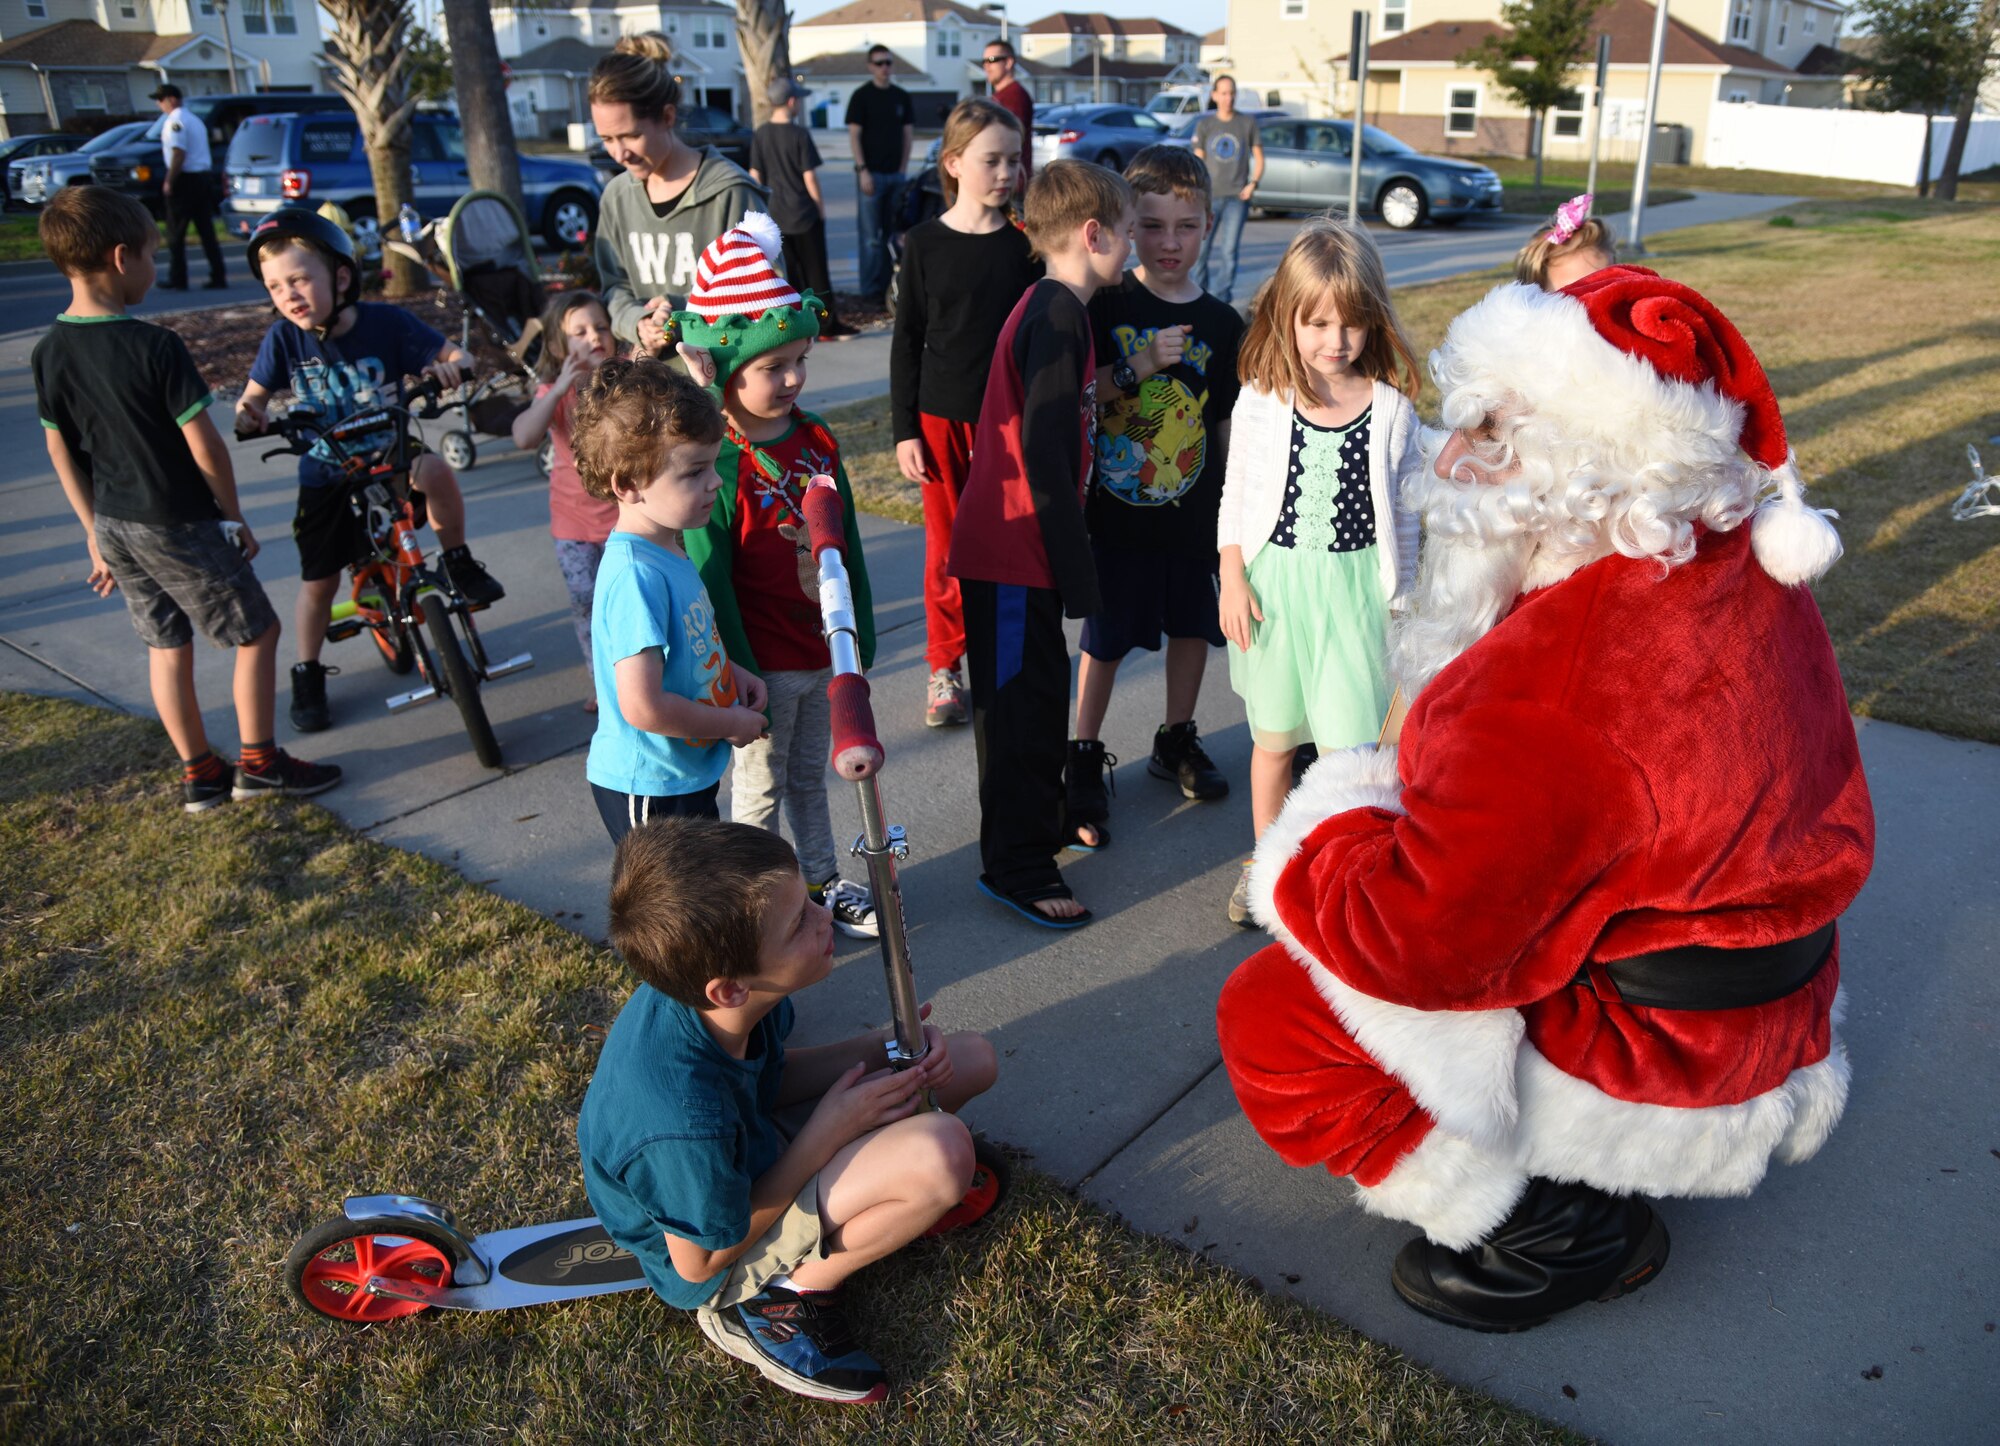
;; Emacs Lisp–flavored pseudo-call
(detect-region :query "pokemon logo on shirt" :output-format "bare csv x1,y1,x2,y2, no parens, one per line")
1096,324,1215,508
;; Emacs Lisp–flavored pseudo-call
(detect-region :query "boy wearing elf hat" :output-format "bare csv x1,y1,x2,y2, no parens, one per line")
674,213,883,938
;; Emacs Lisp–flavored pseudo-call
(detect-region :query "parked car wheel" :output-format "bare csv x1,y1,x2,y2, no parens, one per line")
543,188,596,250
1094,149,1121,171
1376,179,1429,230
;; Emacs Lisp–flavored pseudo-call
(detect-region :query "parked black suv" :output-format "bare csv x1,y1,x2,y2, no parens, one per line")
91,92,350,213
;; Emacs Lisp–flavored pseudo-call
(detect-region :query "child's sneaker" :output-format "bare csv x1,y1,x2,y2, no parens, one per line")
1149,721,1229,801
1227,860,1260,929
812,878,880,939
232,750,344,800
696,1284,889,1404
441,545,506,607
289,660,336,733
181,754,233,814
925,667,968,727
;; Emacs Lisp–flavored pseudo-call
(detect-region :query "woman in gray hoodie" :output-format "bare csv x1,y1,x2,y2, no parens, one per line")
589,33,764,350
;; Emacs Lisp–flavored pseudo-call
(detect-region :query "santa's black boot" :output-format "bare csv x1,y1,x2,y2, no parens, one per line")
1390,1178,1669,1333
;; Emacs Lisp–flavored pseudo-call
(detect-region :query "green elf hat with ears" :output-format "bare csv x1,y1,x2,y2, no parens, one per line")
666,211,827,393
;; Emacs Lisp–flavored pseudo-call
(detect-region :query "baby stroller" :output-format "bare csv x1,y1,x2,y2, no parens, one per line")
384,190,549,472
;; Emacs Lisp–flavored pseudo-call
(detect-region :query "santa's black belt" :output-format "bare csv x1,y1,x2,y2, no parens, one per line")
1574,924,1837,1011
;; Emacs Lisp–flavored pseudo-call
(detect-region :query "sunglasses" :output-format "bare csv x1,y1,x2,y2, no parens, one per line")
981,56,1009,64
870,58,894,67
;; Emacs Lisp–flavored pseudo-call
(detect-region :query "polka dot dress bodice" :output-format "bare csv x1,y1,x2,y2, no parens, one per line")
1271,407,1375,553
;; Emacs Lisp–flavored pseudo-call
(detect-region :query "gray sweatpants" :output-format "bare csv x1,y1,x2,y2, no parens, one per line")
731,667,837,885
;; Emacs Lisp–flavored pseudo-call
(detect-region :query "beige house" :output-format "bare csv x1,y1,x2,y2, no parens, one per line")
1222,0,1846,164
488,0,745,124
1201,25,1230,71
793,0,1004,119
0,0,324,136
1014,12,1205,105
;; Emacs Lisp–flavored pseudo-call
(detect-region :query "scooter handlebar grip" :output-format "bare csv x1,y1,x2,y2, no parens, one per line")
826,672,884,781
801,475,845,560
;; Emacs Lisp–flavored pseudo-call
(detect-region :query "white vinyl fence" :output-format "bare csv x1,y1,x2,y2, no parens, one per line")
1705,101,2000,187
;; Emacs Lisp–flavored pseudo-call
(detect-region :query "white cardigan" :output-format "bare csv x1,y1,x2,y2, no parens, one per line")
1216,380,1423,607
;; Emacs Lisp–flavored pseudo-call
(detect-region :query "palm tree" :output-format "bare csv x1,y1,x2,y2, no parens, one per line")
321,0,422,295
735,0,794,122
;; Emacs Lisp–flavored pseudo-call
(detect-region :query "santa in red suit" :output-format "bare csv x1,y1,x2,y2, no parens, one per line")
1216,266,1874,1332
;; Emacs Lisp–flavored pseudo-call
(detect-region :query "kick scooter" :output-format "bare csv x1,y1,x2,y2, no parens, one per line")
286,478,1005,1324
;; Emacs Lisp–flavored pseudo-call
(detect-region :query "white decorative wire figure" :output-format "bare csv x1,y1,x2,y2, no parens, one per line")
1951,445,2000,522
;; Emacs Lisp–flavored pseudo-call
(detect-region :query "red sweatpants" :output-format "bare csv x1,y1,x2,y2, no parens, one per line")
918,412,975,673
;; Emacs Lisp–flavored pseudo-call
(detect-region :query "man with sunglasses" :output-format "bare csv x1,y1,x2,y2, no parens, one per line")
845,46,915,307
981,41,1036,181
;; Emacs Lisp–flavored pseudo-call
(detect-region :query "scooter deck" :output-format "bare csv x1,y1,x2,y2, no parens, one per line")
368,1216,650,1313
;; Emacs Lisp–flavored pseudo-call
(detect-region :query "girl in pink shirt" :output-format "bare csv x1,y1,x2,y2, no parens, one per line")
513,291,623,710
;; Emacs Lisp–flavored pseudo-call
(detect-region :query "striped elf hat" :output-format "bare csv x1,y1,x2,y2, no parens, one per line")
671,211,825,387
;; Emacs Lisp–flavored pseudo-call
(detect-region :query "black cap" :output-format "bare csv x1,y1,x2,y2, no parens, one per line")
149,83,182,101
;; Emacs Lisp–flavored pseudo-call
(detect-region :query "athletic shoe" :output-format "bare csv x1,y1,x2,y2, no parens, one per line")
1227,860,1260,929
696,1285,889,1404
813,878,879,939
182,768,233,814
232,751,344,800
925,667,968,727
1149,720,1229,801
289,660,336,733
441,546,506,607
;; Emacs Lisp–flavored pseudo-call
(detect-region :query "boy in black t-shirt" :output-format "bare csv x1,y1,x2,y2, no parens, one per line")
749,81,852,337
1072,146,1246,833
34,187,340,812
234,210,505,734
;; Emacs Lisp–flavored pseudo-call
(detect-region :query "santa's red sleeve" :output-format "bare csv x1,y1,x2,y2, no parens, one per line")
1264,700,1658,1014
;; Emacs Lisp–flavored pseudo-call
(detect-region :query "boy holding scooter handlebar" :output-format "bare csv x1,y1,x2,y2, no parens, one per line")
578,817,998,1405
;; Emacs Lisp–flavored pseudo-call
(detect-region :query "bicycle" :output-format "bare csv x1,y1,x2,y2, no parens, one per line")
252,370,533,769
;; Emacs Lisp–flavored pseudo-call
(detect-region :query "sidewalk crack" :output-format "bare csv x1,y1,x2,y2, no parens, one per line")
1077,1055,1223,1186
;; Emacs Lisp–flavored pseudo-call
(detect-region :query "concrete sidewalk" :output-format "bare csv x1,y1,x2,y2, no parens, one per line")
6,190,1991,1442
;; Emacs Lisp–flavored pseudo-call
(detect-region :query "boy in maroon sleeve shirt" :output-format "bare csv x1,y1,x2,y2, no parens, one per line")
948,159,1133,928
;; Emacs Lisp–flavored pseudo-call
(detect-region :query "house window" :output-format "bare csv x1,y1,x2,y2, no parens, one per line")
1726,89,1751,102
26,0,46,15
1382,0,1407,34
242,0,267,34
1728,0,1752,42
1552,87,1585,138
1446,85,1479,136
1804,6,1817,33
71,80,108,111
199,0,214,12
270,0,297,36
936,25,962,58
690,14,725,49
1282,0,1306,18
1776,3,1790,45
119,0,136,16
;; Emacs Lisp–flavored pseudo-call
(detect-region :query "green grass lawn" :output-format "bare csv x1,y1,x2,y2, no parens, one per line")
1482,155,2000,204
0,213,176,263
0,693,1576,1443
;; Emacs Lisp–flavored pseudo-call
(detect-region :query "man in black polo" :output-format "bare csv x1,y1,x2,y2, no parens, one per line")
844,45,913,307
151,83,227,291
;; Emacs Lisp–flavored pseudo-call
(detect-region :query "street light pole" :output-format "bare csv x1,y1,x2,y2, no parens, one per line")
1347,9,1370,225
215,0,242,92
1628,0,1669,254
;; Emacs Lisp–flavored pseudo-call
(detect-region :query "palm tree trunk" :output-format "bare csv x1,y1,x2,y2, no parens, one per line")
322,0,423,296
440,0,524,212
735,0,793,125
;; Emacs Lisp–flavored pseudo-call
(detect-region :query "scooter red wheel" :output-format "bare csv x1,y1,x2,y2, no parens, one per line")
287,1216,458,1323
923,1137,1010,1237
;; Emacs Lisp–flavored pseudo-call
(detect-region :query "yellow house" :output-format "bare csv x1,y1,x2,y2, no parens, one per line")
1220,0,1847,164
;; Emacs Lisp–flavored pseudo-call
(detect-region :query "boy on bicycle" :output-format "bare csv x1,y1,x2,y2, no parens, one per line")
580,816,997,1403
35,185,341,812
233,210,505,735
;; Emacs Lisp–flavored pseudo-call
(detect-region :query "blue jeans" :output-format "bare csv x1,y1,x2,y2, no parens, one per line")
1195,196,1249,305
856,169,903,299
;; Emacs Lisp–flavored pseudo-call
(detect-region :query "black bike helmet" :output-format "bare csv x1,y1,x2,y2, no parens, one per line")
248,206,362,315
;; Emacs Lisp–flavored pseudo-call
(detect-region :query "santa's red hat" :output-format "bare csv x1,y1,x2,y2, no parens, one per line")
1435,265,1841,584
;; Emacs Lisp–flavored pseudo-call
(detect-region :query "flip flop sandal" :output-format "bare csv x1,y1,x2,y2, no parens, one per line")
1063,820,1109,852
976,875,1093,930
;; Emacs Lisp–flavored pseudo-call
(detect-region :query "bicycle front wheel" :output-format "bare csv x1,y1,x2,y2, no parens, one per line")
423,597,501,769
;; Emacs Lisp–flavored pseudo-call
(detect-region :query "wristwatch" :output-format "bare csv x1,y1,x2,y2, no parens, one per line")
1111,359,1139,396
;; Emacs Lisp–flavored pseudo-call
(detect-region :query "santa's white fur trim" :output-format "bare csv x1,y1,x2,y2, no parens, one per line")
1751,454,1844,586
735,210,784,263
1352,1130,1529,1250
1251,743,1528,1153
1439,283,1746,489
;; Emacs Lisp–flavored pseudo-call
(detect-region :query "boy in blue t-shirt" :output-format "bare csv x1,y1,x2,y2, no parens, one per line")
567,357,770,842
233,210,506,736
580,816,997,1403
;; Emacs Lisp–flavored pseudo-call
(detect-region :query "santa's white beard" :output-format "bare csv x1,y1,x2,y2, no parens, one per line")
1389,442,1612,698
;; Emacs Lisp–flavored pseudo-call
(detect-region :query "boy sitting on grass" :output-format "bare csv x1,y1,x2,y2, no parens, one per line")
34,185,341,812
579,817,998,1404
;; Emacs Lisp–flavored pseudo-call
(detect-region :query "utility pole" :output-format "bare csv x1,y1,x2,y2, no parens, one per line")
1627,0,1668,254
1585,32,1610,201
215,0,242,92
1347,9,1370,225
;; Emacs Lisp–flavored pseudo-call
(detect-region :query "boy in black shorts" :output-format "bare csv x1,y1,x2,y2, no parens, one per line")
234,210,505,734
35,186,340,812
1069,145,1245,837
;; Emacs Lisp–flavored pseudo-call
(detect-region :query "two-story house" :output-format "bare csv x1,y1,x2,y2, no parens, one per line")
488,0,745,134
1015,12,1205,106
792,0,1002,125
0,0,323,137
1223,0,1845,165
